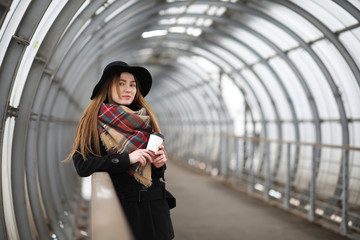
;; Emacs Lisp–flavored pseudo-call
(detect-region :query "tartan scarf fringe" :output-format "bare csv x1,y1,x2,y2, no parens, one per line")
98,103,153,187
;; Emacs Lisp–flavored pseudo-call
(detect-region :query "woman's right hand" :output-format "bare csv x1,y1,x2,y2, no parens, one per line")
129,149,154,166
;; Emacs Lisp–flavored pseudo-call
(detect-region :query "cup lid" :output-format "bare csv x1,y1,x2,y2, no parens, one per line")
151,132,164,140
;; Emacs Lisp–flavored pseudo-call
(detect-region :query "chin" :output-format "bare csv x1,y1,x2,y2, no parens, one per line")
120,101,132,105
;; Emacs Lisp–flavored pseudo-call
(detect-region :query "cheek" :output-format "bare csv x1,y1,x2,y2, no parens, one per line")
112,87,120,98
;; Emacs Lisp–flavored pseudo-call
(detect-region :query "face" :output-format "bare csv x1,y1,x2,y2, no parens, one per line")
109,72,137,105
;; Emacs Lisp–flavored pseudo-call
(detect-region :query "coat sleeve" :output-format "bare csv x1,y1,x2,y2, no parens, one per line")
152,164,166,180
72,149,131,177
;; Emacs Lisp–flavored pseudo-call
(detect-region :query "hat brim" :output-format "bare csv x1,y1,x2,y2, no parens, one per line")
90,62,152,100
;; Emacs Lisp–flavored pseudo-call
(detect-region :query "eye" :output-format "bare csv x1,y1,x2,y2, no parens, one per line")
119,82,124,86
130,83,136,87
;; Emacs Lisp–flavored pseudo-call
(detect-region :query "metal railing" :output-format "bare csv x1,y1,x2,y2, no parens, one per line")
171,131,360,239
222,135,360,239
91,172,134,240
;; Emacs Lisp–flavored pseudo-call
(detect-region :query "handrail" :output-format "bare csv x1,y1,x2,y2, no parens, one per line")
91,172,134,240
223,134,360,151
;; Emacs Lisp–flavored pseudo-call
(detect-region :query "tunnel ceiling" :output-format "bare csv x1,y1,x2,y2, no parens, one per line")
1,0,359,135
1,0,360,239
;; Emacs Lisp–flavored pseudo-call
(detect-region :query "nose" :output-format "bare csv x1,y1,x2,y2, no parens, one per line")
124,85,131,92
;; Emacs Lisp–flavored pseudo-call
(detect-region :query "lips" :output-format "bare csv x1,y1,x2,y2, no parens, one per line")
122,95,131,99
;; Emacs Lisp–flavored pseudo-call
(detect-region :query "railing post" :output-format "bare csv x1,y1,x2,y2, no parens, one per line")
308,146,318,221
284,143,291,209
220,135,228,178
233,138,240,185
248,138,255,193
340,148,349,235
264,142,271,201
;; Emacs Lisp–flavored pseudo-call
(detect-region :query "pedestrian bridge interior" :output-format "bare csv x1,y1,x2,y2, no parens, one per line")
0,0,360,239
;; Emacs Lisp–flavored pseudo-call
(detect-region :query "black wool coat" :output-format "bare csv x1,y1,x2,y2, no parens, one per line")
73,143,174,240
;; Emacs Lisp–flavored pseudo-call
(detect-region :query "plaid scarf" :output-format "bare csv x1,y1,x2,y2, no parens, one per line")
98,103,153,187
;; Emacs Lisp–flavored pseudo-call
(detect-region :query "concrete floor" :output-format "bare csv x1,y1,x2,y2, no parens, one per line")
165,161,349,240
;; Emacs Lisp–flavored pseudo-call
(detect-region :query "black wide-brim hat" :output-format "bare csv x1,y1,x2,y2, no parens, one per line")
90,61,152,99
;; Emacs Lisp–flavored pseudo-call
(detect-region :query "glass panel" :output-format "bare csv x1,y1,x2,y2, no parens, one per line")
267,122,279,139
349,122,360,203
249,1,323,42
312,40,360,118
216,34,258,65
350,122,360,148
191,46,233,74
232,74,262,123
176,17,196,25
185,56,220,82
221,74,245,135
290,0,356,31
159,18,177,25
282,123,295,141
349,146,360,205
316,146,341,199
227,27,275,59
241,69,275,120
300,122,316,143
1,116,19,239
159,6,186,15
241,14,299,51
339,27,360,78
186,4,209,14
62,0,90,34
206,38,245,69
269,57,312,121
253,63,292,120
294,144,312,190
313,0,357,26
347,0,360,10
321,122,342,146
288,49,339,119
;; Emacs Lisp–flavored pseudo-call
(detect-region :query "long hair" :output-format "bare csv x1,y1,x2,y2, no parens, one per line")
64,73,161,161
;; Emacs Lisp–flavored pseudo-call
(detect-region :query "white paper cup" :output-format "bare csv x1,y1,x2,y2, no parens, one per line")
146,132,164,152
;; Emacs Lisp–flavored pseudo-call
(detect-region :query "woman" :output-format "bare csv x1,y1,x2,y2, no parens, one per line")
65,61,175,240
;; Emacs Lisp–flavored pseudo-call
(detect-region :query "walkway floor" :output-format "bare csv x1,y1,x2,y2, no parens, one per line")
165,160,348,240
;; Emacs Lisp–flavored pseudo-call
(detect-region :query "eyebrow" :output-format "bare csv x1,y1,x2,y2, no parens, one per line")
119,79,136,83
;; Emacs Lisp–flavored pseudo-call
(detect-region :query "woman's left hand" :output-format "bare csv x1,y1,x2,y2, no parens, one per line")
152,145,167,168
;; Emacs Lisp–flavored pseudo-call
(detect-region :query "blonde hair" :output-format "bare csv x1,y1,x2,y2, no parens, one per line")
64,73,160,161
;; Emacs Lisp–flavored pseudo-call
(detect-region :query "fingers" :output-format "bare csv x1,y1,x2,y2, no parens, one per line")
153,154,167,168
129,149,155,166
129,148,167,168
142,150,154,163
153,151,167,164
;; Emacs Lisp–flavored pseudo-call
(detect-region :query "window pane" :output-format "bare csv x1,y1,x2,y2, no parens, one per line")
242,69,275,120
339,27,360,75
312,40,360,118
216,35,258,65
228,27,275,59
253,63,292,120
291,0,357,31
186,4,209,14
322,122,342,146
288,49,339,119
221,74,245,135
347,0,360,10
233,13,299,51
350,122,360,148
205,40,245,69
269,57,313,121
249,1,323,42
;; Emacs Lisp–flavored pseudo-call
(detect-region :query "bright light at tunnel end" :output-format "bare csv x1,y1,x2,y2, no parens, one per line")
142,30,168,38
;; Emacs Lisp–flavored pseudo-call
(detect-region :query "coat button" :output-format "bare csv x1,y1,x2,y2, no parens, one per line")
111,158,120,164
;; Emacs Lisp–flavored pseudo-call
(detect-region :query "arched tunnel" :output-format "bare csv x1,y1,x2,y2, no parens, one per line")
1,0,360,239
